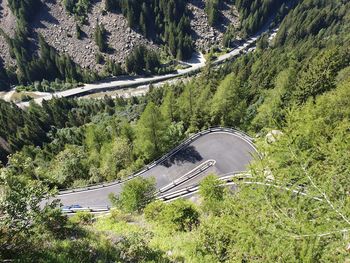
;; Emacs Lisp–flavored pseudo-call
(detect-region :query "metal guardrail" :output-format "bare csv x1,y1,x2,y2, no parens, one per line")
61,173,251,214
62,206,110,214
61,175,323,214
157,175,324,203
158,159,216,194
58,126,256,195
157,172,252,201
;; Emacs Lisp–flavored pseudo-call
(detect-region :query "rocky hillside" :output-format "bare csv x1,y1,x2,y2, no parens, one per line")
189,0,239,50
0,0,16,67
0,0,239,72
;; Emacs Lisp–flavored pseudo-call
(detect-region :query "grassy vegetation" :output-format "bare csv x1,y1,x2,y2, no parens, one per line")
94,212,201,262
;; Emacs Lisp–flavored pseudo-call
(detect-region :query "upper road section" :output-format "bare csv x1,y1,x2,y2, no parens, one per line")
18,29,272,108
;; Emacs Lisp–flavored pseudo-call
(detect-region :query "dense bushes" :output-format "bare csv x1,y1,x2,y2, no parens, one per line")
199,174,224,213
111,177,156,213
0,172,167,262
145,199,200,232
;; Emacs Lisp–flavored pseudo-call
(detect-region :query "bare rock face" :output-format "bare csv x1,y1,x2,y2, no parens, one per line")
0,0,16,36
31,0,157,72
264,168,274,181
0,0,239,72
0,34,15,67
188,0,239,51
0,0,16,66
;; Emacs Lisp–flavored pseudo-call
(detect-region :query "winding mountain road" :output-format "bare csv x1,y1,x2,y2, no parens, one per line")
17,27,276,108
55,128,257,208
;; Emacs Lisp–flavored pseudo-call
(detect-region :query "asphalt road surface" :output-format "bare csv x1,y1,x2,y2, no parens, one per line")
56,131,257,207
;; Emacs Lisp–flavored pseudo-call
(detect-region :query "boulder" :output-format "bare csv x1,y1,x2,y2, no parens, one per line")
266,130,283,144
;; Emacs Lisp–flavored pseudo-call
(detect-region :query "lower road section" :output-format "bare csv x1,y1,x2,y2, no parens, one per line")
56,130,257,207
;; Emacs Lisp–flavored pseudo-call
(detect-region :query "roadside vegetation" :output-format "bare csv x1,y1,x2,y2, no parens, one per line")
1,0,350,261
16,79,80,93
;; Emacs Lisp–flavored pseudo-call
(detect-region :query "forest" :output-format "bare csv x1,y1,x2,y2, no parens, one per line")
235,0,288,34
0,0,288,91
104,0,193,60
1,0,350,261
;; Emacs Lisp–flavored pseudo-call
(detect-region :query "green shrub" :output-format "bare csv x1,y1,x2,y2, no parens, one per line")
70,211,94,225
199,174,224,213
159,199,200,232
144,200,166,221
111,177,156,213
109,208,132,222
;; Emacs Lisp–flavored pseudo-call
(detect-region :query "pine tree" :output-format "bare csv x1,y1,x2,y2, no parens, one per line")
210,73,246,127
94,23,107,52
135,102,169,160
160,88,178,122
76,24,83,39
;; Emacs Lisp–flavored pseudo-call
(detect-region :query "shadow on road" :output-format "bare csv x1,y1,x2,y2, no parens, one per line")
161,145,203,168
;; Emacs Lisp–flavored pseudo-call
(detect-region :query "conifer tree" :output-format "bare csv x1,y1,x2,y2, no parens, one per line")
135,102,169,160
94,23,107,53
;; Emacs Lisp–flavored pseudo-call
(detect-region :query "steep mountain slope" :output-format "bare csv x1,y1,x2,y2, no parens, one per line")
0,0,288,91
0,0,238,71
32,0,156,72
189,0,240,50
0,0,16,66
1,0,350,262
